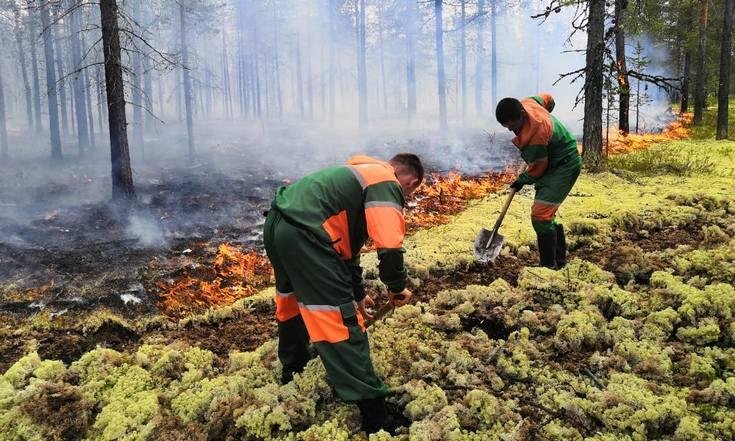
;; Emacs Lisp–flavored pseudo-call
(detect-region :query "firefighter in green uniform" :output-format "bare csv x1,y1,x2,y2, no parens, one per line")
495,93,582,269
263,153,424,434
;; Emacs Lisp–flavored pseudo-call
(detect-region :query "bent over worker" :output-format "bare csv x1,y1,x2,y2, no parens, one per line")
495,93,582,269
263,153,423,434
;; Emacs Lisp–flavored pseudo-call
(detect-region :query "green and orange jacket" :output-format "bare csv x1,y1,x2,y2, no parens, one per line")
271,155,407,299
513,93,580,186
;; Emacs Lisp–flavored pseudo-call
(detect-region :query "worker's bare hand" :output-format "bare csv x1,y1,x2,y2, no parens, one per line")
390,288,413,307
357,295,375,321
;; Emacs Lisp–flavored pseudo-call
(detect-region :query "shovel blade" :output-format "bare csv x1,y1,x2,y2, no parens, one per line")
473,228,505,263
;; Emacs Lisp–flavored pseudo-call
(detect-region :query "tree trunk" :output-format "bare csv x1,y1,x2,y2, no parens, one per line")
475,0,485,116
29,13,43,132
53,23,69,137
0,64,8,160
583,0,605,170
143,57,154,129
328,0,336,123
40,3,62,160
222,26,233,118
83,64,95,149
680,42,691,114
378,9,388,114
273,3,283,119
296,35,304,119
406,0,418,122
435,0,448,131
14,8,33,132
306,24,313,120
100,0,135,200
693,0,708,125
614,0,630,135
357,0,368,128
460,0,467,125
81,32,95,148
96,65,106,135
131,0,144,157
490,0,498,110
69,8,90,153
716,0,734,139
180,2,195,158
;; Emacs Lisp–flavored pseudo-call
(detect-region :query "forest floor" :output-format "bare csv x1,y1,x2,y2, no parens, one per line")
2,111,735,440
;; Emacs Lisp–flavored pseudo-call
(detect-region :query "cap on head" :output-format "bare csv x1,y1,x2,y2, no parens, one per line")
495,98,523,124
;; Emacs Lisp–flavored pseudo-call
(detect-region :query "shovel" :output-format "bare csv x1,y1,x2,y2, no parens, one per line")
474,187,517,264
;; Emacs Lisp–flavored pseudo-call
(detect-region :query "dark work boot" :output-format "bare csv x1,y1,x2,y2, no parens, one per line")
555,224,568,269
537,231,558,269
357,397,398,435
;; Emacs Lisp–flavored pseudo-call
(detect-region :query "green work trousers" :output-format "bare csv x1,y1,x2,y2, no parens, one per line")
263,209,388,402
531,158,582,234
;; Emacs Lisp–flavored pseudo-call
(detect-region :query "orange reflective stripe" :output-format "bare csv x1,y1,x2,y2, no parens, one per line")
322,210,352,259
275,291,300,322
347,163,398,188
298,303,349,343
527,158,549,178
365,203,405,249
531,200,560,222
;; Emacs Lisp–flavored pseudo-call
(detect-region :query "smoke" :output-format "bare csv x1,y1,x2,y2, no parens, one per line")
125,213,166,247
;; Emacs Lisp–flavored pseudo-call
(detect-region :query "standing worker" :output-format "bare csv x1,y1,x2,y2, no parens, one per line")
263,153,424,434
495,93,582,269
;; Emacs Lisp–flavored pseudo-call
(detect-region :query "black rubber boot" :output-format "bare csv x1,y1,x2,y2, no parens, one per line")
537,231,558,269
555,224,568,269
357,397,398,435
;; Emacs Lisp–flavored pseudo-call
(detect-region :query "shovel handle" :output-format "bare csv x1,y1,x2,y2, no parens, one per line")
485,188,517,248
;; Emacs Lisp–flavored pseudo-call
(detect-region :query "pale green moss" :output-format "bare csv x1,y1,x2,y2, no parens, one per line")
2,352,41,389
554,308,607,353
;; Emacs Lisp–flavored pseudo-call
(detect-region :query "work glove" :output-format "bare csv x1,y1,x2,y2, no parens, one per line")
390,288,412,307
357,294,375,321
510,179,525,191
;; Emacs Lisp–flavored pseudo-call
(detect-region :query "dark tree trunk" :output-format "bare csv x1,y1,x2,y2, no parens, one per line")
96,65,106,135
0,64,8,160
460,0,467,125
131,0,144,157
693,0,708,125
69,8,90,152
100,0,134,199
583,0,605,170
716,0,734,139
14,9,33,132
180,2,195,158
435,0,448,131
29,13,43,133
681,43,691,114
306,25,313,120
357,0,368,127
614,0,630,135
53,24,69,137
475,0,485,115
490,0,498,110
405,0,418,121
40,3,62,160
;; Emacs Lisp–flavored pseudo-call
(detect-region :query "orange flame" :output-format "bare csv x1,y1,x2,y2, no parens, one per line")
156,244,273,318
405,170,516,232
606,113,692,156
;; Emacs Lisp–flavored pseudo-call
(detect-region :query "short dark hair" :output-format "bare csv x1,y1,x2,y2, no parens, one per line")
495,97,523,124
390,153,424,184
